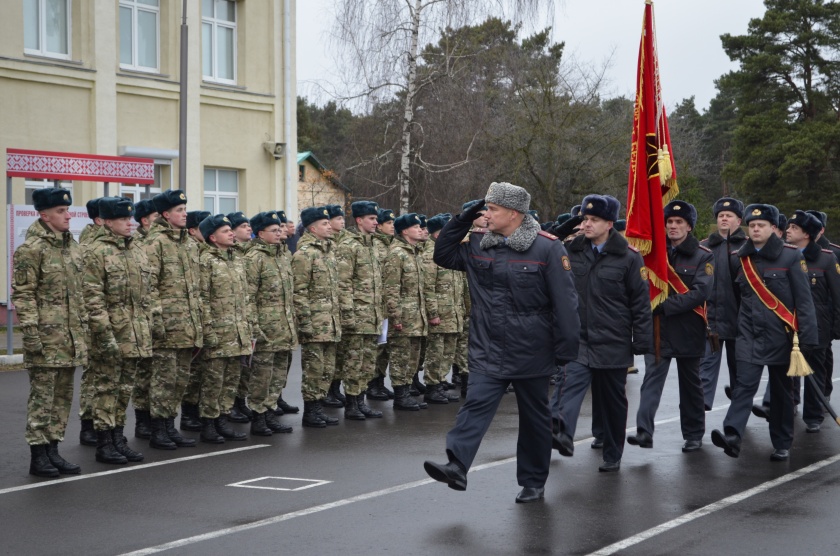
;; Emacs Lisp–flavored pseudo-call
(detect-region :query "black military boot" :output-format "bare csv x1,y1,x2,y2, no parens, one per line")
265,411,293,433
229,398,251,423
451,365,462,387
357,392,383,418
314,400,340,425
112,426,144,462
410,372,426,396
179,403,202,431
366,377,390,401
424,383,450,405
96,430,128,465
134,409,152,439
215,415,247,440
324,381,345,408
149,418,176,450
29,444,59,478
344,395,366,420
200,417,224,444
277,394,299,414
302,401,327,428
250,411,273,437
165,417,197,447
382,376,395,400
442,387,461,402
79,419,97,446
393,385,420,411
46,440,81,475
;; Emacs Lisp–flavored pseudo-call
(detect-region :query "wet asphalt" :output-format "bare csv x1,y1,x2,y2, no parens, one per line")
0,353,839,556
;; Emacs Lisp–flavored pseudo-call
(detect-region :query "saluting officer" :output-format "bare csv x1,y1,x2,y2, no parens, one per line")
14,188,88,477
711,204,818,461
83,197,152,465
628,200,713,453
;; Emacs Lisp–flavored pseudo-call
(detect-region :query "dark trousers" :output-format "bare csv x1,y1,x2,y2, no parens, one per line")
763,348,827,425
699,339,738,408
636,355,705,441
825,346,834,397
723,361,794,450
551,365,604,441
446,372,551,488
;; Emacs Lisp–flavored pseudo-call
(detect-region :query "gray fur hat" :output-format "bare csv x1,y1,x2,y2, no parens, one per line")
484,182,530,214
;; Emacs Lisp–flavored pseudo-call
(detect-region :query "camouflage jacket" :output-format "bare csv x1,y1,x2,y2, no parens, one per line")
245,239,298,352
132,225,151,246
422,237,465,334
79,223,101,245
199,245,253,359
13,220,89,367
383,237,428,337
335,229,384,336
292,233,341,343
144,218,203,349
82,227,154,360
373,232,393,263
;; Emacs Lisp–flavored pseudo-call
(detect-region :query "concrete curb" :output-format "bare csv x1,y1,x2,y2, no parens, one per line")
0,354,23,365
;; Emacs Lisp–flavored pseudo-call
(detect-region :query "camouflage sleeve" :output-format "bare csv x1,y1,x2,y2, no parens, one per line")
244,254,264,341
12,242,41,343
143,240,163,321
292,251,314,337
422,253,440,320
81,247,115,350
383,250,403,324
199,255,218,347
335,241,356,330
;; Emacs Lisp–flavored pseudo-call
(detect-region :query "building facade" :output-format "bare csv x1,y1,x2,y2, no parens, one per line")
296,151,349,214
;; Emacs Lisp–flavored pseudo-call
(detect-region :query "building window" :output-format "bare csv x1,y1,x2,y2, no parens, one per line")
24,179,73,205
24,0,71,59
201,0,236,84
299,165,305,181
119,0,160,72
204,168,238,214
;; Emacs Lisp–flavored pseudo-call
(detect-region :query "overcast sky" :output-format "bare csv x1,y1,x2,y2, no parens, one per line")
296,0,768,112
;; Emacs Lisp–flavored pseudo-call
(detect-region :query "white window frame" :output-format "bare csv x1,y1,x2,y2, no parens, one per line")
201,0,237,85
204,168,239,214
23,0,72,60
119,0,160,73
24,179,73,205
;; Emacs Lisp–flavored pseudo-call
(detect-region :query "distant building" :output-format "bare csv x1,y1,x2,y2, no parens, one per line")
297,151,350,213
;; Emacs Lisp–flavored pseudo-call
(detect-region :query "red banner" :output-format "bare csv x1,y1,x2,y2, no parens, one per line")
625,0,678,309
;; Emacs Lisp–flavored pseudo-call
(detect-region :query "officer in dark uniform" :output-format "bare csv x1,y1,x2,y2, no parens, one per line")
550,195,652,472
628,200,713,453
808,210,839,399
699,198,747,408
711,204,818,461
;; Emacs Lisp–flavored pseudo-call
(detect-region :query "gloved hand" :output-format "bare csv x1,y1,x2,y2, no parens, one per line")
652,304,665,316
204,333,219,348
152,316,166,340
550,215,583,239
457,199,486,223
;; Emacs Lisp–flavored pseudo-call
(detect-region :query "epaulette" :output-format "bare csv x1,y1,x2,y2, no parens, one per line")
698,244,712,253
627,244,640,253
783,243,798,249
729,249,739,255
830,243,840,250
538,230,557,240
822,248,834,255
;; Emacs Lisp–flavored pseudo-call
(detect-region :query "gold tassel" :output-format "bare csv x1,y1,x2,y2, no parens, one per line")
657,146,673,184
787,332,814,377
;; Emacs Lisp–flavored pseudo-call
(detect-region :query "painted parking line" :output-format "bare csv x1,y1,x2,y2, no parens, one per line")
227,476,333,492
0,445,271,496
586,453,840,556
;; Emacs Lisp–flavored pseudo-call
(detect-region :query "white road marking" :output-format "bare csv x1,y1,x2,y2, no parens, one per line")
227,476,332,492
586,453,840,556
0,445,270,496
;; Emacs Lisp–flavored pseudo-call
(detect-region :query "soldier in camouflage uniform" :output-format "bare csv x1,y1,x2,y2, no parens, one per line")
178,210,211,433
323,204,348,407
83,197,153,465
384,213,429,410
422,214,463,404
14,188,88,477
226,211,256,423
244,211,297,435
130,199,160,439
78,197,105,447
195,215,253,443
367,208,396,401
273,210,300,416
143,190,202,450
335,201,385,420
293,207,342,427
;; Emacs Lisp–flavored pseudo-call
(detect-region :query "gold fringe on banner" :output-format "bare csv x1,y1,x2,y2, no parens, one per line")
627,237,652,256
787,332,814,377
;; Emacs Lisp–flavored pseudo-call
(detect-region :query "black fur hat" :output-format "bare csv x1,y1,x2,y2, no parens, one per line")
744,204,780,227
614,219,627,232
581,194,621,222
713,197,744,219
377,209,395,224
153,189,187,213
394,213,422,235
788,210,822,239
301,206,330,228
199,214,231,241
186,210,210,230
133,199,157,223
251,211,284,234
664,200,697,229
806,210,827,229
99,197,134,220
276,210,288,224
86,198,103,220
326,204,345,218
226,211,249,229
33,188,72,212
351,201,379,218
426,213,451,234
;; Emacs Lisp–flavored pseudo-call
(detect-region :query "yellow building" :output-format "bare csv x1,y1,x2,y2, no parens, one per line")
0,0,298,306
296,151,350,214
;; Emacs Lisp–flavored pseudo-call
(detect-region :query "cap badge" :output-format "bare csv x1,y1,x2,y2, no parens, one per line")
723,201,731,207
272,213,278,219
674,205,681,210
323,209,328,216
63,194,69,201
586,203,593,209
223,217,230,223
179,193,186,200
752,208,762,216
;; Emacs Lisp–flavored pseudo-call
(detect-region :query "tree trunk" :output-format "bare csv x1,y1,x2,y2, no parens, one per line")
398,0,423,215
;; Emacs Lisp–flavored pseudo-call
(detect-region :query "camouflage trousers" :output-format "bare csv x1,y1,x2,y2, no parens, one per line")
417,337,428,374
150,348,193,419
374,342,390,380
250,350,291,413
199,356,242,419
425,333,458,385
237,362,252,399
78,365,95,420
454,319,469,374
182,357,206,406
91,357,138,431
389,335,424,387
26,366,75,445
336,334,378,395
301,342,337,402
131,357,153,411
